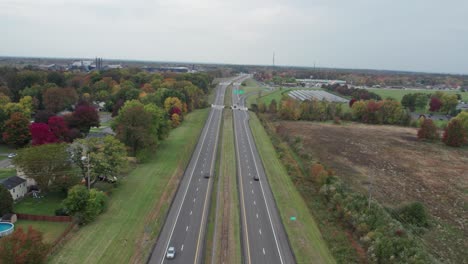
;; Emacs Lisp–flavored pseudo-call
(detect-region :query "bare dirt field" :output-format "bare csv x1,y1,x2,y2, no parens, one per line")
276,121,468,263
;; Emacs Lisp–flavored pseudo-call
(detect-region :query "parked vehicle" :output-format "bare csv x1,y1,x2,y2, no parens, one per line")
7,153,16,159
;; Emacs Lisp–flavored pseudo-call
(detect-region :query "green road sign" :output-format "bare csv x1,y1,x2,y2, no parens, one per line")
233,89,245,94
290,216,296,221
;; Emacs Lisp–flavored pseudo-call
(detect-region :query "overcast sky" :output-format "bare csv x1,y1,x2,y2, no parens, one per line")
1,0,467,73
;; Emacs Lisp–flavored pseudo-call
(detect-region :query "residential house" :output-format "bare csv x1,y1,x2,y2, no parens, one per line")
0,176,27,201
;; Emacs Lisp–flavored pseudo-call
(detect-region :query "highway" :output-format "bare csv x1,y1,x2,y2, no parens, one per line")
232,79,296,264
148,76,239,264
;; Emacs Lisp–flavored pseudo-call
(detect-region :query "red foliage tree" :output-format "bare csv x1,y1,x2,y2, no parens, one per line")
169,106,182,116
30,123,58,145
417,119,439,141
429,97,442,112
2,112,31,148
0,226,49,264
48,116,69,142
112,99,125,117
349,98,357,107
68,105,100,135
443,119,467,147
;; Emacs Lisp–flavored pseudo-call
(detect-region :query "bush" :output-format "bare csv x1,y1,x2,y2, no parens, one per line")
397,202,429,227
417,119,439,141
443,119,467,147
55,208,69,216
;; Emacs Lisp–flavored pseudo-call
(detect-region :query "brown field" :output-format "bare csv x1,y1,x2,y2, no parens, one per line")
275,121,468,263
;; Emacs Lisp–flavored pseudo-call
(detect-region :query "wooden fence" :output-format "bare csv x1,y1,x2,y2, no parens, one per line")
16,213,72,222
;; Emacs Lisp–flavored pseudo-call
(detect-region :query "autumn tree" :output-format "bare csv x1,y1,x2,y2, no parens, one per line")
30,123,58,145
0,185,13,215
13,143,74,192
48,116,69,142
3,112,31,148
43,87,78,113
417,119,439,141
443,119,467,147
429,97,442,112
68,104,100,135
34,110,55,123
171,113,181,127
164,97,184,115
0,226,49,264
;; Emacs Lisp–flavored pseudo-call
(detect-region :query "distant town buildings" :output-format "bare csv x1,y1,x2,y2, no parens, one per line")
297,79,347,88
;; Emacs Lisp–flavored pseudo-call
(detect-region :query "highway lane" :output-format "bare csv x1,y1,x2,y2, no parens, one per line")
148,76,240,264
232,78,296,264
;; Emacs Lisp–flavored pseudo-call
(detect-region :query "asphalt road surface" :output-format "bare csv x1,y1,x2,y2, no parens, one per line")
148,76,241,264
232,79,296,264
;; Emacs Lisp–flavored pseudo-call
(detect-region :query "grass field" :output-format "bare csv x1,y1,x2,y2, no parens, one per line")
0,168,15,180
209,106,242,264
14,220,70,244
275,121,468,263
49,108,209,264
369,88,468,102
249,113,335,264
14,192,65,216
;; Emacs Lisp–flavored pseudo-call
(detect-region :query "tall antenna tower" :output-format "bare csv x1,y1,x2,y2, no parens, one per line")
273,52,275,67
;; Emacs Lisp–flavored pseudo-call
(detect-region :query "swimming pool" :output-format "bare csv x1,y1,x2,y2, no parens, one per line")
0,222,14,237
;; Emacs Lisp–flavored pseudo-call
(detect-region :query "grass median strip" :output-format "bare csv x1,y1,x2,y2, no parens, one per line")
249,113,335,264
49,108,209,264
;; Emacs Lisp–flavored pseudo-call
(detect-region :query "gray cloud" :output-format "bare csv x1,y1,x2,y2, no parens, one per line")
0,0,467,73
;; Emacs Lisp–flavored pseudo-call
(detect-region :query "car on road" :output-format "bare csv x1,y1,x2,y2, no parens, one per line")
7,153,16,159
253,174,259,181
204,173,211,179
166,246,175,259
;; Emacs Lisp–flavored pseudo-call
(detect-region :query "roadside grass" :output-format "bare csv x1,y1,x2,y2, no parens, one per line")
249,113,335,264
0,144,14,154
14,192,65,216
368,88,468,102
0,168,15,180
14,220,70,244
49,108,209,264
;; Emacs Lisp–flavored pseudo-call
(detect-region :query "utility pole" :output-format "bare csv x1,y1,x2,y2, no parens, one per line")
86,153,91,190
273,52,275,67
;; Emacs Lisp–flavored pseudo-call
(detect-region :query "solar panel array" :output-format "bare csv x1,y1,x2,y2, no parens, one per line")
288,90,349,103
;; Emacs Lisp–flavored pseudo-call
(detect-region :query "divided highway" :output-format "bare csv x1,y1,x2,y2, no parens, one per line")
232,79,295,264
149,77,239,264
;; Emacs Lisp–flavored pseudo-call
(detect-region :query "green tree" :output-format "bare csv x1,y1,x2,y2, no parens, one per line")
112,100,155,155
62,185,107,224
268,99,278,113
2,112,31,148
13,143,74,192
440,93,458,114
0,185,13,215
414,94,429,110
70,136,128,185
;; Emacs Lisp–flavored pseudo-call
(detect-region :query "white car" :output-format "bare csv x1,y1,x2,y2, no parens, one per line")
7,153,16,159
166,246,175,259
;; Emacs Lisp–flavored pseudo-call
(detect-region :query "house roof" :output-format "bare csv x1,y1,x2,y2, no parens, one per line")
0,176,26,190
